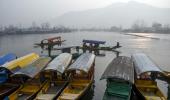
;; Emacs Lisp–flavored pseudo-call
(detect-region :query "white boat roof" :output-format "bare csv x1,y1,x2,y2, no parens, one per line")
45,53,72,74
132,53,162,75
67,53,95,73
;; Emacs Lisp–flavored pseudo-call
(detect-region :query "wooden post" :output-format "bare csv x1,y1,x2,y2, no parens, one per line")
168,84,170,100
47,44,52,57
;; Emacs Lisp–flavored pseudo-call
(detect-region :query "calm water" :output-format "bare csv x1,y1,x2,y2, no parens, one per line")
0,32,170,100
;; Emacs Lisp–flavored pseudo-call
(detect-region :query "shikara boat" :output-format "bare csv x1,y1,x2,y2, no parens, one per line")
6,57,51,100
1,53,39,71
0,53,39,83
34,53,72,100
132,53,166,100
101,56,134,100
57,53,95,100
81,39,121,51
0,53,17,66
34,36,66,47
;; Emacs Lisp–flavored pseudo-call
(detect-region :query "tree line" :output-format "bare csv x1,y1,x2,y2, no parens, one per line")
0,22,76,35
1,20,170,35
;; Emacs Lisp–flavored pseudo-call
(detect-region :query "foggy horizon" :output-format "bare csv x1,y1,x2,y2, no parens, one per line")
0,0,170,28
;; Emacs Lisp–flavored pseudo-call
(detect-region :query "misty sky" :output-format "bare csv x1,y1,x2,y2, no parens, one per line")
0,0,170,26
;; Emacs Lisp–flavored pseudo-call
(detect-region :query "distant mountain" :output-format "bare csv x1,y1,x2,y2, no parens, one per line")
52,1,170,28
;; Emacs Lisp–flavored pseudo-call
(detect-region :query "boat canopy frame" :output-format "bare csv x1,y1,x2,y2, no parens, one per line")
44,53,72,74
11,57,51,79
100,56,134,83
132,53,162,76
67,53,95,74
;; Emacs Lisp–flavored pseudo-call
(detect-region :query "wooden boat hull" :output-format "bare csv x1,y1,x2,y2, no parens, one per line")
7,79,47,100
34,40,66,47
57,76,94,100
135,80,166,100
103,81,132,100
35,79,68,100
0,83,20,99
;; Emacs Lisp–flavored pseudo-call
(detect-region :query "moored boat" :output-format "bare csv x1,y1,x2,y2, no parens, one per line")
0,53,17,66
34,36,66,47
0,53,39,83
100,56,134,100
57,53,95,100
6,57,51,100
132,53,166,100
34,53,73,100
1,53,39,71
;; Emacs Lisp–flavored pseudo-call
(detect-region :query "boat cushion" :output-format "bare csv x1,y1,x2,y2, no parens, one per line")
106,81,131,99
60,93,79,100
145,96,166,100
36,94,56,100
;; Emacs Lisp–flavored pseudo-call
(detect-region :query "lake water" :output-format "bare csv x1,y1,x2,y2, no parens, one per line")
0,31,170,100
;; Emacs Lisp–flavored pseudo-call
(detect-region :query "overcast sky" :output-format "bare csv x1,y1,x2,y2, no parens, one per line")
0,0,170,26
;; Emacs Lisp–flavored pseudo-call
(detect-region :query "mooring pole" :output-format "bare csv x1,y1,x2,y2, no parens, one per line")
47,44,52,57
168,84,170,100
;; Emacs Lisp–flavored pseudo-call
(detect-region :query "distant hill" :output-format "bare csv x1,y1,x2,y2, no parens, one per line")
52,1,170,28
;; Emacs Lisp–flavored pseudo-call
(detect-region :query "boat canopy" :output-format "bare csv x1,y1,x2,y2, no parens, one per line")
132,53,162,76
1,53,39,70
0,53,17,66
45,53,72,74
11,57,51,78
83,39,106,44
67,53,95,73
100,56,134,83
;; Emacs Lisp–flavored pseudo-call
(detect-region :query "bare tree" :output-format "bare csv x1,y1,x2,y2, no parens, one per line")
131,19,147,32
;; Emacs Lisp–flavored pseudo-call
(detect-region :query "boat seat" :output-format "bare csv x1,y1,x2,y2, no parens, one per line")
19,86,39,94
36,94,56,100
145,96,166,100
60,93,79,100
71,83,88,86
136,84,157,88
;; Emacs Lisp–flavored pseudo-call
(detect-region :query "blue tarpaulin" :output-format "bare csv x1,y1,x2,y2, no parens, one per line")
0,53,16,83
0,53,17,66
